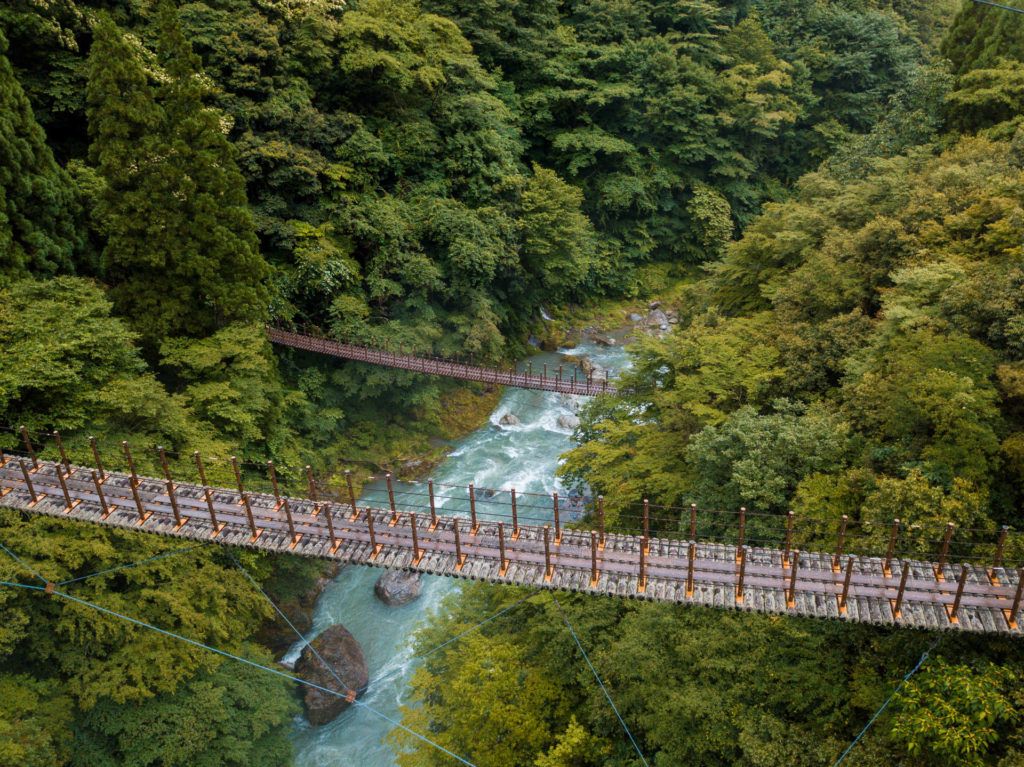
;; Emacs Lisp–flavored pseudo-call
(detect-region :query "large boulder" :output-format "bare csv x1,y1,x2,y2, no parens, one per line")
499,413,521,426
557,414,580,430
374,570,423,606
295,625,369,726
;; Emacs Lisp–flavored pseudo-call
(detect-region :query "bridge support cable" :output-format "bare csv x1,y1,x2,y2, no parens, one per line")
831,636,943,767
551,594,651,767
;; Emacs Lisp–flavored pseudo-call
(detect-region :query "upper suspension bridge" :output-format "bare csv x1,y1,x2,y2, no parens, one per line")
1,429,1021,637
267,327,616,396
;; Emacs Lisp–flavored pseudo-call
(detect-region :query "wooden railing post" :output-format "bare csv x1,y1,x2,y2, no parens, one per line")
543,525,552,581
158,447,172,483
832,515,848,572
786,550,800,608
410,512,422,565
553,492,561,543
194,451,208,488
892,561,910,620
90,437,106,482
468,484,478,533
386,472,397,524
122,441,139,488
167,479,184,528
282,497,298,546
838,555,854,614
319,503,336,551
935,523,954,581
1005,568,1023,630
689,503,697,540
990,526,1009,584
232,456,245,499
130,476,149,524
56,464,78,512
947,564,968,624
597,495,605,549
92,470,113,518
204,487,222,537
267,460,280,506
590,531,598,586
453,518,465,570
638,537,647,594
687,541,696,597
53,431,71,474
735,545,747,604
367,510,380,560
241,494,258,540
306,465,318,504
19,459,38,505
346,470,358,521
783,511,794,568
498,522,509,576
510,488,519,540
428,480,438,530
20,426,38,470
737,507,746,562
642,498,650,544
883,519,900,577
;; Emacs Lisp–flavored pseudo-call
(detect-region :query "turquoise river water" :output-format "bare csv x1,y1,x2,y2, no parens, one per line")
288,338,630,766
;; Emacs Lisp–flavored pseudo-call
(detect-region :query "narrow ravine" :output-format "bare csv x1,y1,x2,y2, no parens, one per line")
289,338,630,766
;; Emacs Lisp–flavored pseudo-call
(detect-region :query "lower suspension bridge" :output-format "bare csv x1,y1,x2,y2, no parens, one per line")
1,431,1021,637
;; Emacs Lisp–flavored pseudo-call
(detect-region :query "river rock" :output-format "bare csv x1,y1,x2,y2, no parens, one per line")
648,300,661,309
592,333,616,347
296,625,369,726
499,413,520,426
374,570,423,606
647,308,669,330
557,414,580,430
627,312,643,323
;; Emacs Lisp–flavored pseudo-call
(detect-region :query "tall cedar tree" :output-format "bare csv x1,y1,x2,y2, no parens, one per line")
87,8,268,348
0,29,80,283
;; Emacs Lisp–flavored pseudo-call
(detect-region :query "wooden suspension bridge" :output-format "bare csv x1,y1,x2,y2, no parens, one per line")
1,445,1021,637
267,327,616,396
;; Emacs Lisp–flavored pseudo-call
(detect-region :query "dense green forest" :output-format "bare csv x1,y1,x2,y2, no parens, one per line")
1,0,1021,765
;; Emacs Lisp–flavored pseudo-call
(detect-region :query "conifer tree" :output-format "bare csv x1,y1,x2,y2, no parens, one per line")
0,29,80,283
87,8,269,348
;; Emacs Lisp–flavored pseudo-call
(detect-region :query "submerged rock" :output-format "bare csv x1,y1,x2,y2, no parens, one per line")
499,413,521,426
296,625,369,726
557,414,580,430
374,570,423,606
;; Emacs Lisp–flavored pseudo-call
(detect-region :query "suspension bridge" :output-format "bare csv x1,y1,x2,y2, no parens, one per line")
1,433,1021,636
267,327,616,396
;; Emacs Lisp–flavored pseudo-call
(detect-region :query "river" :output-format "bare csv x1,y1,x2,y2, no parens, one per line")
288,336,630,766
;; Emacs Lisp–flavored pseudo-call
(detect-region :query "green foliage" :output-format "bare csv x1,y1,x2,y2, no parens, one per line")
686,399,851,515
72,655,297,767
87,9,269,349
0,29,81,283
0,674,73,767
0,277,212,457
891,660,1021,767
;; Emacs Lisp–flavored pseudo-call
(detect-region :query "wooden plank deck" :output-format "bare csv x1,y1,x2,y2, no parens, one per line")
267,328,615,396
1,458,1020,636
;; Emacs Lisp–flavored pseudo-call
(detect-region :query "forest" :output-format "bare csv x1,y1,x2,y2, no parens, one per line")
1,0,1022,765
